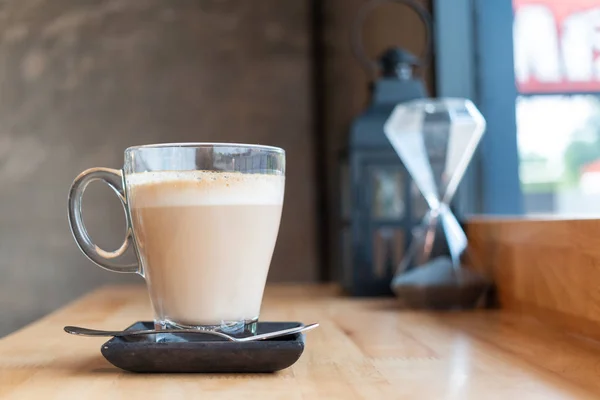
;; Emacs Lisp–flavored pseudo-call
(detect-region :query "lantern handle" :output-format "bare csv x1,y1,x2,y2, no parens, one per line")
351,0,433,78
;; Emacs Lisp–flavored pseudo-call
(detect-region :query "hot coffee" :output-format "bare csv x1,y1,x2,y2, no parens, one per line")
68,143,286,332
127,171,284,329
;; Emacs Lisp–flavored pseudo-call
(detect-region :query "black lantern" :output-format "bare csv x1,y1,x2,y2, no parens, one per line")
338,0,432,296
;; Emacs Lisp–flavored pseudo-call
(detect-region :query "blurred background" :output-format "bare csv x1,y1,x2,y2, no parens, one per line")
1,0,599,335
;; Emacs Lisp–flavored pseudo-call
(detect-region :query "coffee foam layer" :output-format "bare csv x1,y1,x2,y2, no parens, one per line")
126,171,284,207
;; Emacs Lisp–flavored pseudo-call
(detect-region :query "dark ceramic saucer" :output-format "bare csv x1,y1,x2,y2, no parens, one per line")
100,321,306,373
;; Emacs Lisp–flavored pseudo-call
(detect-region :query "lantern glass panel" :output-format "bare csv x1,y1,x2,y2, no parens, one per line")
370,167,405,219
372,228,405,278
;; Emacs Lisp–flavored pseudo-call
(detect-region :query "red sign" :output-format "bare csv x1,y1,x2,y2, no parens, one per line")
513,0,600,93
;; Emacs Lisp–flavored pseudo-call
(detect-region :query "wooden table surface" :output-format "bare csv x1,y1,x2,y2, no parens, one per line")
1,284,600,399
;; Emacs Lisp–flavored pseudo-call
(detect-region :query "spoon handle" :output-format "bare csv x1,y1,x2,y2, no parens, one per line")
64,323,319,341
63,326,234,340
237,323,319,342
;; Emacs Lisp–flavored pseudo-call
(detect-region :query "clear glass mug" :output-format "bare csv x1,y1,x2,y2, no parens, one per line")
68,143,285,333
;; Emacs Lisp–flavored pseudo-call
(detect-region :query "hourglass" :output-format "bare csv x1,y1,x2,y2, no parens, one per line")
384,98,487,308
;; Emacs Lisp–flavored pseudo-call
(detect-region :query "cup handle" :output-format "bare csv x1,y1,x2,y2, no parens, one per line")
68,168,139,273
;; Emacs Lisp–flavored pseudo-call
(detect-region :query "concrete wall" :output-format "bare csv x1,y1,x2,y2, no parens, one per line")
0,0,318,336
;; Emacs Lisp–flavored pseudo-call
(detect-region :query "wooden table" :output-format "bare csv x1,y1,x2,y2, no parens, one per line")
1,285,599,399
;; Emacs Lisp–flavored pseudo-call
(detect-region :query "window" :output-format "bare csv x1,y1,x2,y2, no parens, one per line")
513,0,600,215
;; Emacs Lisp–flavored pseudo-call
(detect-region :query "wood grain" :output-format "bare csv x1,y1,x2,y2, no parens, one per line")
1,284,599,399
467,218,600,342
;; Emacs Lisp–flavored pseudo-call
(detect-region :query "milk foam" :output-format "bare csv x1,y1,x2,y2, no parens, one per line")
126,171,284,207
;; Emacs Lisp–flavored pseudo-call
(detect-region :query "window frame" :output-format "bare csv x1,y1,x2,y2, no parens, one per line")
434,0,523,216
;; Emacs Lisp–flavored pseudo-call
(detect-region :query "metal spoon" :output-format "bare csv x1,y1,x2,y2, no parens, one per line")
64,323,319,342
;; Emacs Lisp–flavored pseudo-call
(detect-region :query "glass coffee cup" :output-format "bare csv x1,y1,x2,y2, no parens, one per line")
68,143,285,333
